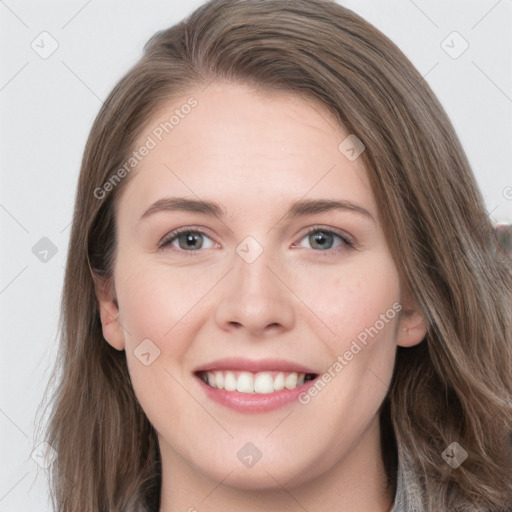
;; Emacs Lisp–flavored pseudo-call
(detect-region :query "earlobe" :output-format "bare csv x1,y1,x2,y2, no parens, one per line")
396,291,428,348
93,275,126,351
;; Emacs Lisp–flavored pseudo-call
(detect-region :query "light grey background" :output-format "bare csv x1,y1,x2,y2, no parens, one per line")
1,0,511,509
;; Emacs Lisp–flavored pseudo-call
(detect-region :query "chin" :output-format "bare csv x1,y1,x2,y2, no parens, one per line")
190,448,319,492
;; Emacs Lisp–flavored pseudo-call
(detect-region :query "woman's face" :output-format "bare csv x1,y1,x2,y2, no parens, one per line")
97,81,426,491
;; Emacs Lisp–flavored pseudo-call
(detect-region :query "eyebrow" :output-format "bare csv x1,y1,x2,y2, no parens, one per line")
139,197,374,222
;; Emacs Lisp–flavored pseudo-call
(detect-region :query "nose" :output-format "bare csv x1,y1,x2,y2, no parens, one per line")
214,246,295,338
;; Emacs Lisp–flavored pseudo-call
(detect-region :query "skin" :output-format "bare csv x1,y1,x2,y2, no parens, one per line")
95,81,427,512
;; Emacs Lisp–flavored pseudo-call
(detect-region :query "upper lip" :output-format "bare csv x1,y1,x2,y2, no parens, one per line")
192,357,319,375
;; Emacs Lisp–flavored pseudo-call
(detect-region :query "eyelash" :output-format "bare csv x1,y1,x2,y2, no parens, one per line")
158,225,357,256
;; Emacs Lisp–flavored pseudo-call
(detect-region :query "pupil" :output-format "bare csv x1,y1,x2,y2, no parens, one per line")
311,231,332,249
180,233,201,249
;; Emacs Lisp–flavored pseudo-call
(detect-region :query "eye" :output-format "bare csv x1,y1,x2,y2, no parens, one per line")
158,225,356,255
159,227,217,252
292,226,355,253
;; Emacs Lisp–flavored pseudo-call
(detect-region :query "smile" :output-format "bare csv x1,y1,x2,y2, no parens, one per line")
196,370,318,393
192,358,321,413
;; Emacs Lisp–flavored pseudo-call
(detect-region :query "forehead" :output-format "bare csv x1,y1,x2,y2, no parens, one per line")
118,81,375,222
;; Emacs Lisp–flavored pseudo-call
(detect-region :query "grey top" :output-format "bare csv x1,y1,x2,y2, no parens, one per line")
389,448,512,512
390,448,425,512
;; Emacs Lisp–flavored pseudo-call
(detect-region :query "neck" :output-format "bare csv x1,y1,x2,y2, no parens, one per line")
158,416,394,512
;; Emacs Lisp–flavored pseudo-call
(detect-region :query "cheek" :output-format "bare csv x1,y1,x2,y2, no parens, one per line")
114,258,223,343
115,263,199,436
290,255,401,354
312,262,401,411
113,259,225,413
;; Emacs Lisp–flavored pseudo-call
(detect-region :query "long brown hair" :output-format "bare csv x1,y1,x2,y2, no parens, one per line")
38,0,512,510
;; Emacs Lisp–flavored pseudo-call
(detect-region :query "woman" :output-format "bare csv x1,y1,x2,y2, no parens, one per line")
40,0,512,510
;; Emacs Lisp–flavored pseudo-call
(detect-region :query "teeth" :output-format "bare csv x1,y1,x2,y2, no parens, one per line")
207,372,216,388
215,371,224,389
254,372,274,394
236,372,254,393
284,372,298,390
200,370,310,393
273,372,285,391
224,371,237,391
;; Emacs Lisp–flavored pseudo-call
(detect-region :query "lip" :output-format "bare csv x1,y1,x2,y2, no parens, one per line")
194,373,318,413
192,357,318,374
192,357,320,413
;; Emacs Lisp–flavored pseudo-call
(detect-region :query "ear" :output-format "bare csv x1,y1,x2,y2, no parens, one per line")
93,275,125,351
396,288,428,348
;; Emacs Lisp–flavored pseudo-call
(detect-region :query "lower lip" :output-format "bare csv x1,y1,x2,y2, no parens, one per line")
195,375,318,413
